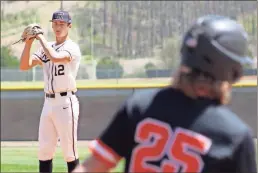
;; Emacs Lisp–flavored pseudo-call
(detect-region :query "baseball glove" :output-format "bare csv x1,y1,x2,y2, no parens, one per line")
12,23,44,45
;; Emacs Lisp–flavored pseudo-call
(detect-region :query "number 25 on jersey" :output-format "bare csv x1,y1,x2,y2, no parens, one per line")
129,118,212,173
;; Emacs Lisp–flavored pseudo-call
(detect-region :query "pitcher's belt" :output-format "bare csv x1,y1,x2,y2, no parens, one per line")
45,91,75,98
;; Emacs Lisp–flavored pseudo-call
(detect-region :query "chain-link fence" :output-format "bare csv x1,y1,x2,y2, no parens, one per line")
1,1,257,81
1,66,257,82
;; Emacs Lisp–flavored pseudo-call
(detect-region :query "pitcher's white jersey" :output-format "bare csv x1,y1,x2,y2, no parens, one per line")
32,39,81,93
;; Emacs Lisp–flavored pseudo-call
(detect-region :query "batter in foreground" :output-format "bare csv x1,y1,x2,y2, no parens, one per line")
19,10,81,173
73,15,257,173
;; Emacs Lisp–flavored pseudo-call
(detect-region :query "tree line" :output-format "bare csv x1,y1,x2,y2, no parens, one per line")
72,1,257,59
1,1,256,68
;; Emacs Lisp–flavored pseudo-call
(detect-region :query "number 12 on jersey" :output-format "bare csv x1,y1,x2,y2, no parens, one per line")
54,64,65,76
129,118,212,173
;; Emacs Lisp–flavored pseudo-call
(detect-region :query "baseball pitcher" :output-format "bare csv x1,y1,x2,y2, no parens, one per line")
19,10,81,173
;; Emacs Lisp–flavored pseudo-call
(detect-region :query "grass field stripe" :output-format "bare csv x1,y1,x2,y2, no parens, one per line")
0,146,126,172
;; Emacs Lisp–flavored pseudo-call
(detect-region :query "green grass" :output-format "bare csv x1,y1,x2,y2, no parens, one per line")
1,139,256,172
1,146,124,172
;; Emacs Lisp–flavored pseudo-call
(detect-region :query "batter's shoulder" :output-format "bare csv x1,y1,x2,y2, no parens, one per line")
199,105,252,146
212,106,249,132
125,87,166,116
192,105,253,160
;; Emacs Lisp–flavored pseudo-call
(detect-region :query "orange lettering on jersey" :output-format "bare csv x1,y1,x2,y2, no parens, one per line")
169,128,211,172
161,160,178,172
129,118,212,173
129,118,172,172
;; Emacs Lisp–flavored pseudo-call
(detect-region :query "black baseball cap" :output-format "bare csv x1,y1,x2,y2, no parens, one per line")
50,10,72,24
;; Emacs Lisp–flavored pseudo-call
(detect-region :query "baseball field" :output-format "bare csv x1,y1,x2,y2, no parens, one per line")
1,139,257,172
1,77,257,172
1,141,125,172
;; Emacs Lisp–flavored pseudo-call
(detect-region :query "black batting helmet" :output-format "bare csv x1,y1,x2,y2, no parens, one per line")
180,15,253,82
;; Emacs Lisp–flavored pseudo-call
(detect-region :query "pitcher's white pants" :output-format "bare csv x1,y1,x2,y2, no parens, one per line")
38,94,79,162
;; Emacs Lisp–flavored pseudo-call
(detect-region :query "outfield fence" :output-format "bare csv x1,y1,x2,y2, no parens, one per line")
1,84,257,141
1,67,257,82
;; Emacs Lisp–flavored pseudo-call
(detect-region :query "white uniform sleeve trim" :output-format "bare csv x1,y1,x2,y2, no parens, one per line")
89,140,117,164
